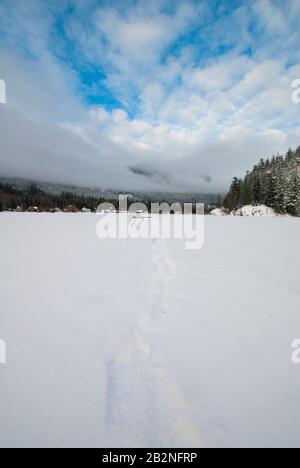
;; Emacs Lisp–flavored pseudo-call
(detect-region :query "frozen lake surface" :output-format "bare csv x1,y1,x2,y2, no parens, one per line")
0,213,299,448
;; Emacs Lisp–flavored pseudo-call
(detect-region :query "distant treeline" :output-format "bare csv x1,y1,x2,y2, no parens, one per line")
0,182,108,212
224,146,300,215
0,182,216,213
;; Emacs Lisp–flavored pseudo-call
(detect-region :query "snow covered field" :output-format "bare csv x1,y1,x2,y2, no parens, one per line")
0,213,299,448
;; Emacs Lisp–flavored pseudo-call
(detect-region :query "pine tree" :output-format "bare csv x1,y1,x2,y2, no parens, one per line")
286,175,300,215
253,176,261,205
224,147,300,215
241,176,252,205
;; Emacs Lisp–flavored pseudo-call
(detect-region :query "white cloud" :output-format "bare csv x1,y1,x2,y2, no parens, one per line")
0,0,299,193
94,1,196,67
253,0,288,34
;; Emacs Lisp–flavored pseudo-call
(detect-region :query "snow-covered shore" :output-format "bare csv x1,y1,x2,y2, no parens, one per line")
233,205,278,217
0,213,299,448
210,205,280,217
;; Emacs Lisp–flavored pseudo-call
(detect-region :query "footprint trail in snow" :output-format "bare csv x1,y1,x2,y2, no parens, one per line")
105,236,208,448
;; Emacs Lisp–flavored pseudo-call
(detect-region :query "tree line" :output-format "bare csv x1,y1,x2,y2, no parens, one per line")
0,183,107,212
0,182,194,213
224,146,300,215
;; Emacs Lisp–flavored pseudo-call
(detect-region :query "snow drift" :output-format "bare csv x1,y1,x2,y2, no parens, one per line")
209,208,229,216
233,205,278,217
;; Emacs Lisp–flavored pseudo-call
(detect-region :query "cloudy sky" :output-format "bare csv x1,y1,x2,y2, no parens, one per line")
0,0,300,193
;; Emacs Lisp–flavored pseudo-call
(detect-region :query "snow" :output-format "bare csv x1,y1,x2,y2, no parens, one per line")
209,208,229,216
0,213,299,448
233,205,278,217
210,205,278,217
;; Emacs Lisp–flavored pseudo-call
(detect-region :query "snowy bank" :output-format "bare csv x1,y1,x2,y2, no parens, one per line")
233,205,278,217
209,208,229,216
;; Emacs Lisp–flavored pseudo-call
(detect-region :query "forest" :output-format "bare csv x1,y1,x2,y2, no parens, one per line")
224,146,300,215
0,182,106,212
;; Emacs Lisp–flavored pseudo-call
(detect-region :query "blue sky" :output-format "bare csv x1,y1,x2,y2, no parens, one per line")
0,0,300,191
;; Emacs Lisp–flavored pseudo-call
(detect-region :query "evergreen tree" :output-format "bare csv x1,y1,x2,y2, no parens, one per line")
286,175,300,215
241,176,252,205
224,147,300,215
253,176,261,205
